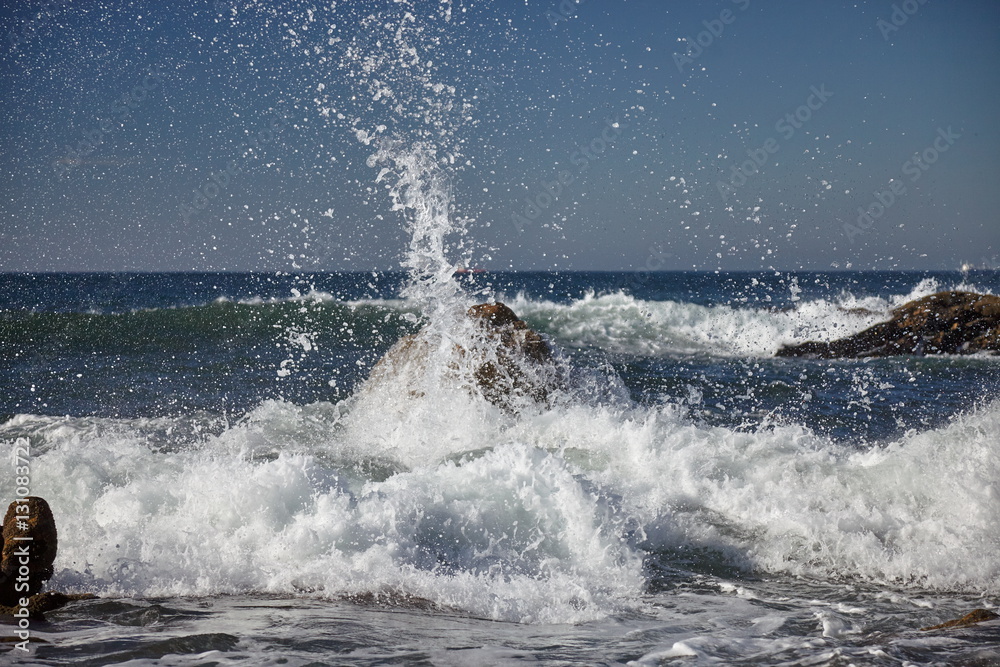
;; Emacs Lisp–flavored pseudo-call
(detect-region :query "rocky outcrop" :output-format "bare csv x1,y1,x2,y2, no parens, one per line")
0,591,96,619
0,497,57,607
368,302,561,411
921,608,1000,631
777,291,1000,359
465,303,558,407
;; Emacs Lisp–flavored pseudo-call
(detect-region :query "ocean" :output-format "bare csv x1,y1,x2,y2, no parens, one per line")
2,269,999,665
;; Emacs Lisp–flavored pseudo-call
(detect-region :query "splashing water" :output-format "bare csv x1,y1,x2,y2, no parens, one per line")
368,140,467,316
316,1,479,333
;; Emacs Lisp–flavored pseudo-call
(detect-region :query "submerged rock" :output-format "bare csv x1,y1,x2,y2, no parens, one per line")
0,497,57,606
777,291,1000,359
367,302,561,411
0,591,97,620
920,608,1000,631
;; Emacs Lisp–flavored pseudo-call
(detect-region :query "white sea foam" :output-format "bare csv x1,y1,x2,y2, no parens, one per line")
6,393,998,624
508,290,869,357
13,266,996,623
66,277,999,362
499,278,1000,357
229,289,339,306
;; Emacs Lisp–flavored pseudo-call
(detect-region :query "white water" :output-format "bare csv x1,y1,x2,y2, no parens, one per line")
5,392,999,625
507,277,1000,357
186,275,1000,360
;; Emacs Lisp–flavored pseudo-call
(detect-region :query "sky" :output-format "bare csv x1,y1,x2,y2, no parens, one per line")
1,0,998,272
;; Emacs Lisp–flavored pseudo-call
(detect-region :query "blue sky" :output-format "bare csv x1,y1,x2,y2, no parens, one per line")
1,0,998,271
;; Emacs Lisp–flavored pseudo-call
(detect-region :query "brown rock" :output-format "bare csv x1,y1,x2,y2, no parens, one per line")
920,608,1000,631
466,302,558,408
467,303,554,366
777,291,1000,358
0,498,57,606
367,302,561,411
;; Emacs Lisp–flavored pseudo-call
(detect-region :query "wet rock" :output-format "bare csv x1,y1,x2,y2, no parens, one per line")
0,635,48,646
0,497,57,606
0,591,97,620
0,497,97,621
466,302,558,407
920,608,1000,631
368,302,560,411
777,291,1000,358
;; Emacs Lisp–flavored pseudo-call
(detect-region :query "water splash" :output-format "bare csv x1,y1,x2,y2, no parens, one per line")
310,2,476,319
368,139,467,315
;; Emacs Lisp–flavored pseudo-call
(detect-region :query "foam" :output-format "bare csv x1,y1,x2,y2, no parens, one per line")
500,277,1000,358
5,394,998,624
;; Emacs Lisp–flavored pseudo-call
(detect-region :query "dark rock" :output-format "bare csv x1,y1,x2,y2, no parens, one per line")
777,291,1000,359
920,608,1000,631
0,497,57,606
0,591,97,620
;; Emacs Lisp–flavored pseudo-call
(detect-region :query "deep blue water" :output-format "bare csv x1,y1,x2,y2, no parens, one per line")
3,271,999,442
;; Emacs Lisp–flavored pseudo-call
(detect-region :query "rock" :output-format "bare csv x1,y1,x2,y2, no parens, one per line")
777,291,1000,359
0,591,97,620
367,302,561,411
920,608,1000,631
0,497,95,621
466,303,559,407
0,497,57,607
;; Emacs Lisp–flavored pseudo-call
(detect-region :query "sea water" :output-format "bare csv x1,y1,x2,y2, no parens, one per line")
2,270,1000,665
4,1,1000,664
